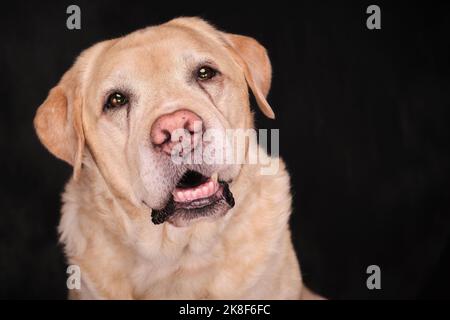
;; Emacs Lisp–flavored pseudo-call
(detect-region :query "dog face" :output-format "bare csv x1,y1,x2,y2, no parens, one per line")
34,17,275,227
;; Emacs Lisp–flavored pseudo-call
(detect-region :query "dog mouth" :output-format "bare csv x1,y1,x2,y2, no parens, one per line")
151,170,235,226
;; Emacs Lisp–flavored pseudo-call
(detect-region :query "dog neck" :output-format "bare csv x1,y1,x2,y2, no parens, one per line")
59,148,294,299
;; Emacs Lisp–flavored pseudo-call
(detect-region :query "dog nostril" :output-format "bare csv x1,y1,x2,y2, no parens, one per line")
161,130,171,145
183,122,195,135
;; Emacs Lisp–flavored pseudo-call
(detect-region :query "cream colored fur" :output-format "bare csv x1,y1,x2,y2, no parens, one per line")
34,17,323,300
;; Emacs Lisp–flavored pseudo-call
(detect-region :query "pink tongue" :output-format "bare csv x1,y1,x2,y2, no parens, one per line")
172,180,218,203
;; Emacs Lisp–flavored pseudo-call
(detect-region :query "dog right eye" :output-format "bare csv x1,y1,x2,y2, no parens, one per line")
104,92,129,110
197,66,217,81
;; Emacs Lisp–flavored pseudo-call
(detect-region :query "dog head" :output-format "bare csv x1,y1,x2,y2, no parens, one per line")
34,17,275,227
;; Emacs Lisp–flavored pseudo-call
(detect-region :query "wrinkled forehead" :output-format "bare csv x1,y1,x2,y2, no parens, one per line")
91,25,232,85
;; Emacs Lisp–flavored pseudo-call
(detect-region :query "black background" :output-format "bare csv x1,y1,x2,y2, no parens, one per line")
1,0,450,299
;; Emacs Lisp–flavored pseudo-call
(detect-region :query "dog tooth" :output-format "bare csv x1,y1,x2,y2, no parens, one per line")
208,181,215,193
210,181,217,193
211,172,218,183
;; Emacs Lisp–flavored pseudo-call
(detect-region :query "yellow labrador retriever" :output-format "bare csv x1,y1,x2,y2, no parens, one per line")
34,17,320,299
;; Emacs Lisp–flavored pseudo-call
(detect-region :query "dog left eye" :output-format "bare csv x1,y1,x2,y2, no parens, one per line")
105,92,129,110
197,66,217,81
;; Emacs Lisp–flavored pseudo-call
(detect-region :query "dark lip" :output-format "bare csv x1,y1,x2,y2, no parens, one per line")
151,181,235,225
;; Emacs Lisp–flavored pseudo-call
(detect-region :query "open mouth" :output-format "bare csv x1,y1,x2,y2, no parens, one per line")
151,170,235,226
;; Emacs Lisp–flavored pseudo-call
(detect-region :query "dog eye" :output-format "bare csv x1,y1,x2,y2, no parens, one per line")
197,66,217,81
105,92,129,110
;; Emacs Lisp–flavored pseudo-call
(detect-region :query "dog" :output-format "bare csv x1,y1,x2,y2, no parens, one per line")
34,17,321,299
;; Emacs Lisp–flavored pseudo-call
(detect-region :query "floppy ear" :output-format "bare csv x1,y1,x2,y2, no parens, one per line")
223,34,275,119
34,69,85,179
